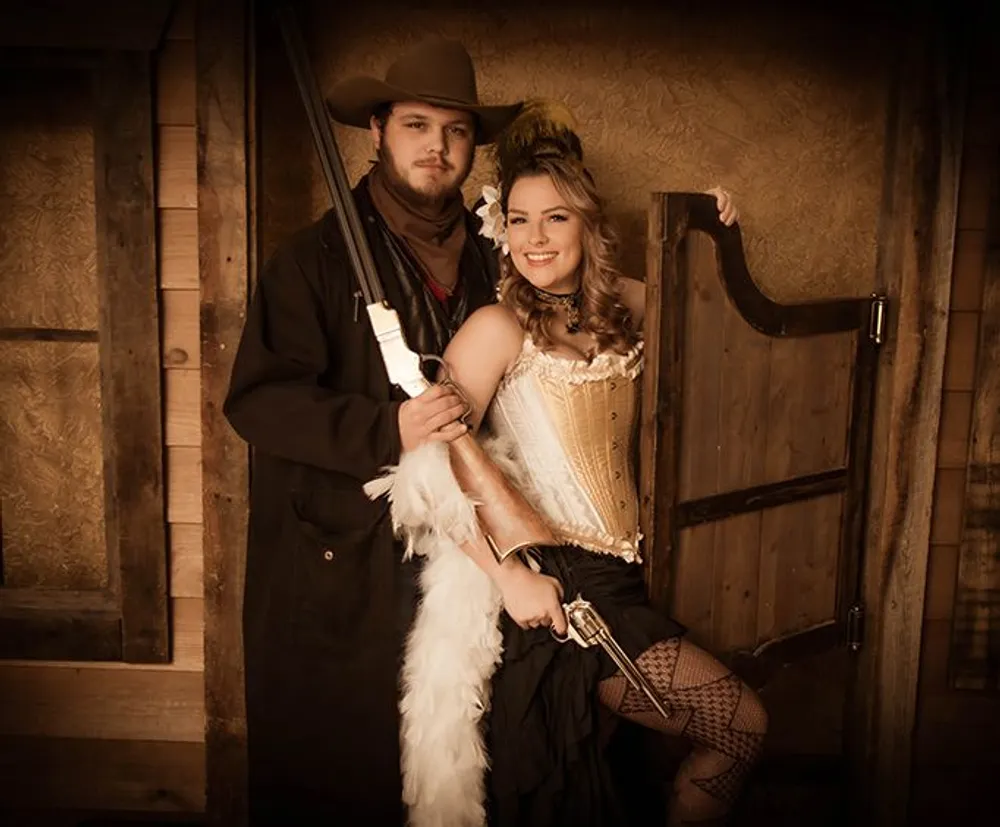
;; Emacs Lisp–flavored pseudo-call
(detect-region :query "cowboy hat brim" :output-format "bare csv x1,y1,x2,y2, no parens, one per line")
327,76,522,145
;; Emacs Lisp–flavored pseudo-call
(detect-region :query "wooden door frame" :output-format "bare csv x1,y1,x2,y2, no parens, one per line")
198,0,253,824
846,11,967,827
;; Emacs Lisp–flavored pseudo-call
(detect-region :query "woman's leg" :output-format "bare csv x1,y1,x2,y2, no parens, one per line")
597,637,768,825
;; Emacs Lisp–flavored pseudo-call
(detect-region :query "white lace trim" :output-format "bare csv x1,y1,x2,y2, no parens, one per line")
554,530,643,564
501,336,644,388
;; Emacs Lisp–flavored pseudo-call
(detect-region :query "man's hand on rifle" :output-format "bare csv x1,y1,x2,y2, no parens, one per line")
494,562,569,636
398,384,470,452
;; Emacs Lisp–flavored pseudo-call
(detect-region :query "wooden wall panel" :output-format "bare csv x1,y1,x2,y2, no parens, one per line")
910,30,998,825
0,667,204,741
951,230,986,311
167,446,203,524
170,522,204,599
157,126,197,209
0,598,202,674
923,545,958,622
162,288,201,368
929,468,966,546
166,367,202,447
950,158,1000,690
156,38,196,126
0,737,205,813
941,311,980,391
0,0,206,818
935,391,972,468
159,208,200,289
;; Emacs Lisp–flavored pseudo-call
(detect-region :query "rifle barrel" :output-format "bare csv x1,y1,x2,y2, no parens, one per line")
275,4,384,305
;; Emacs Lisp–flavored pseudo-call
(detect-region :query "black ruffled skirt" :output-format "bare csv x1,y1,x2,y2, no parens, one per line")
486,545,685,827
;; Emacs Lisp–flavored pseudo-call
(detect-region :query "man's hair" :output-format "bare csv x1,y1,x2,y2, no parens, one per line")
372,102,394,133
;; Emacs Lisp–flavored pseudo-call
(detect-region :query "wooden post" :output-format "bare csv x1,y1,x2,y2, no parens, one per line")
847,12,967,826
198,0,252,824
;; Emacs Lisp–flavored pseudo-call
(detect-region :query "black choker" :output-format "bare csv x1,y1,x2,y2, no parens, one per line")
533,286,582,333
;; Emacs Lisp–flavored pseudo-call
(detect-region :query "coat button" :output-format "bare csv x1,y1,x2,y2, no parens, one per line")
322,549,334,561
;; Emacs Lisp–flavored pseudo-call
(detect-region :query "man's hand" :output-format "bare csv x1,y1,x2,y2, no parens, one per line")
706,186,739,226
398,383,469,453
495,564,568,636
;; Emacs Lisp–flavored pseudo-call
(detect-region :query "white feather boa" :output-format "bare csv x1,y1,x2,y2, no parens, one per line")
363,441,510,827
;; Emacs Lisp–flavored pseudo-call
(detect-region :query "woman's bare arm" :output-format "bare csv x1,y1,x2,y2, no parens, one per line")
439,303,524,432
436,304,568,633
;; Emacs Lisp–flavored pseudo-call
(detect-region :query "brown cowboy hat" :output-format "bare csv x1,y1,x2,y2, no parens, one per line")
326,37,522,145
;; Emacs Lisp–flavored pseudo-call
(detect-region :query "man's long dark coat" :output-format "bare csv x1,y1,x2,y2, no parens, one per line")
224,176,499,826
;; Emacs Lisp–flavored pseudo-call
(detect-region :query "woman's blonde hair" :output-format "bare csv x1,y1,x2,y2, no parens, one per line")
498,153,638,355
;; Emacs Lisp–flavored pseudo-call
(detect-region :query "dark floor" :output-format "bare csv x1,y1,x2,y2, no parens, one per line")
609,720,848,827
0,723,851,827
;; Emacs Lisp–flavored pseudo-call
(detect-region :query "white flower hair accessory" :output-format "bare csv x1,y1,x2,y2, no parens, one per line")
475,184,508,256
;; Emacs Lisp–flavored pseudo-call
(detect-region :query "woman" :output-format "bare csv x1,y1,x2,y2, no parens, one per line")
368,103,766,827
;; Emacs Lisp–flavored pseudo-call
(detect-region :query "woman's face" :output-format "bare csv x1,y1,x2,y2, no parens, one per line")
506,174,583,295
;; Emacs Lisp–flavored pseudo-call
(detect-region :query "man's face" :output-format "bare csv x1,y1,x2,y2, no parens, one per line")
371,102,476,208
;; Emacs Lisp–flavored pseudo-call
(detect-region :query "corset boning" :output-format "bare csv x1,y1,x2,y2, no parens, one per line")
485,337,644,562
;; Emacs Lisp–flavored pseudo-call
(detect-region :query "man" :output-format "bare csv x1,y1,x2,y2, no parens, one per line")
224,37,522,826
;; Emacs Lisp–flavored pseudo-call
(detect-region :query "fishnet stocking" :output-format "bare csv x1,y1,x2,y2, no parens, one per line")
597,637,767,825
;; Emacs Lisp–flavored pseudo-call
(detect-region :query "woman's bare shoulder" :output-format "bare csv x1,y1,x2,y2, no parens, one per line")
463,303,523,338
448,302,524,361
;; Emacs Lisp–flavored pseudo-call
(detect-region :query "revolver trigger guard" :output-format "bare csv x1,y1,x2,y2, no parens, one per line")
550,627,571,644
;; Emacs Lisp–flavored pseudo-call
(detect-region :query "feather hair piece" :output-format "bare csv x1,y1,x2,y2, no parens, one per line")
493,98,584,181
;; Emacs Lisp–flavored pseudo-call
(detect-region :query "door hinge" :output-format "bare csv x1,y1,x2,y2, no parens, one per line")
868,295,887,346
847,603,865,652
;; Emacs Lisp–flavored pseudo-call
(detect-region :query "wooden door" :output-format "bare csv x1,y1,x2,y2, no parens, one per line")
0,48,169,664
639,193,883,786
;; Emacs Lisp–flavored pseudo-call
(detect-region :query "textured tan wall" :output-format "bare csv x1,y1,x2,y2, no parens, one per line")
260,1,892,302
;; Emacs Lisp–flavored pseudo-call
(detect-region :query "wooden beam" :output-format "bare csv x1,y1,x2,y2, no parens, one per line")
0,736,205,813
0,666,204,742
198,0,252,824
0,607,121,661
847,13,966,827
93,50,170,664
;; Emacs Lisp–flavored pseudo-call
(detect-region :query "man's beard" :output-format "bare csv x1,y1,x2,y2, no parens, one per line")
377,142,473,212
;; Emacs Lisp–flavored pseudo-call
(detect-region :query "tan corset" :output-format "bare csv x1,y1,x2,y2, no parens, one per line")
485,336,643,562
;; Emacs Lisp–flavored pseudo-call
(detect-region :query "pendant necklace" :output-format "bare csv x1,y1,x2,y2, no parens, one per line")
533,285,582,333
